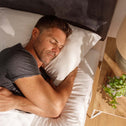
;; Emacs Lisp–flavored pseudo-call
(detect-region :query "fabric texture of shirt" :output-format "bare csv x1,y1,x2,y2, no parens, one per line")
0,43,41,96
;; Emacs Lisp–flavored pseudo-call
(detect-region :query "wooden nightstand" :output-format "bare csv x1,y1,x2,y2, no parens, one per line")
87,37,126,119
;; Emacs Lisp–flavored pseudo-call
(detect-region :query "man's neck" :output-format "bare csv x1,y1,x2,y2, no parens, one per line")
25,43,42,68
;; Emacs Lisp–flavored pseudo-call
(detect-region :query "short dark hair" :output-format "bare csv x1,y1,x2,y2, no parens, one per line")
35,15,72,38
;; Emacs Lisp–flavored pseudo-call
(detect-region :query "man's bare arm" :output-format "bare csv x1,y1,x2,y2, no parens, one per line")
0,88,49,117
13,67,78,117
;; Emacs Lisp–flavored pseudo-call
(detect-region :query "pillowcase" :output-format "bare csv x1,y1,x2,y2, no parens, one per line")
45,25,101,85
0,7,101,86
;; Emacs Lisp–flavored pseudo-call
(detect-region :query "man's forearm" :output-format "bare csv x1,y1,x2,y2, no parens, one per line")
14,95,59,118
0,87,55,117
55,67,78,110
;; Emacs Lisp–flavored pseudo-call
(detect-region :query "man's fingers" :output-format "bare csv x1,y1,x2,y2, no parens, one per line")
0,87,12,96
0,89,17,112
0,95,11,101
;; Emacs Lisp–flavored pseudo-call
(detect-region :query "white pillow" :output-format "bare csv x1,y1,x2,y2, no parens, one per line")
0,7,101,86
45,25,101,85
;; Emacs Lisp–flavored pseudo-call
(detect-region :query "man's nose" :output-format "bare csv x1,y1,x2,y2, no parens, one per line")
52,45,60,56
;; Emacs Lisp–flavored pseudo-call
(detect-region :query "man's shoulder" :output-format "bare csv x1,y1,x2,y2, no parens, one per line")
8,43,33,59
0,43,38,71
9,44,35,63
1,44,40,82
1,43,35,65
0,43,27,59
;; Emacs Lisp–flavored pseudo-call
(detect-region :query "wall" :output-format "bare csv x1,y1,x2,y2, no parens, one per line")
108,0,126,38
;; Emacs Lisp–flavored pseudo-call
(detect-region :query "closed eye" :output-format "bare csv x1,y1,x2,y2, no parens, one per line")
50,37,64,50
49,40,56,44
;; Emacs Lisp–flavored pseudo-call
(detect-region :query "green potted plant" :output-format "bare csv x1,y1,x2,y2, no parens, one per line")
103,74,126,108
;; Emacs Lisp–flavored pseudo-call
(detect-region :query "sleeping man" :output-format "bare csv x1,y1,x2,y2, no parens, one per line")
0,15,77,118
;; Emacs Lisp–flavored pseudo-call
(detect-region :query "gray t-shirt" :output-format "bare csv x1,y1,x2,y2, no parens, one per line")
0,43,41,96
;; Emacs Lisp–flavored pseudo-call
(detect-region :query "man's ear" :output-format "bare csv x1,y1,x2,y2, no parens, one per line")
32,28,40,39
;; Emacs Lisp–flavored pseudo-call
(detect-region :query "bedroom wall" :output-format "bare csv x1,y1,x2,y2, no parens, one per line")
108,0,126,38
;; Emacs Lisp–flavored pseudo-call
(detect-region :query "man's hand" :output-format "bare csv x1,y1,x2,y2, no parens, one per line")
0,87,17,111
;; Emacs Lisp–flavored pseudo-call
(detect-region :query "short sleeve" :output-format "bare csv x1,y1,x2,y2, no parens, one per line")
6,49,40,82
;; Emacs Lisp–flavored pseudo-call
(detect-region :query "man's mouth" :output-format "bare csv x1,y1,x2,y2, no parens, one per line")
47,52,55,59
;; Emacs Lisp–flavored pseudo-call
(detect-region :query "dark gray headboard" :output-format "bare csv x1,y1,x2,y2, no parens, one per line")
0,0,117,40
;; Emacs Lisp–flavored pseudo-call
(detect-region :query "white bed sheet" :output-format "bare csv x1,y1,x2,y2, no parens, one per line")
0,46,100,126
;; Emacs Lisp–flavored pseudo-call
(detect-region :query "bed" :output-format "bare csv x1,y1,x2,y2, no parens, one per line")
0,0,117,126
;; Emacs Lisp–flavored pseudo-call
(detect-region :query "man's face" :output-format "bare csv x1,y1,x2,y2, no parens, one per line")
33,28,66,67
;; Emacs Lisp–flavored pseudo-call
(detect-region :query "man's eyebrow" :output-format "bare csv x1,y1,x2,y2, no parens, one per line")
52,37,59,43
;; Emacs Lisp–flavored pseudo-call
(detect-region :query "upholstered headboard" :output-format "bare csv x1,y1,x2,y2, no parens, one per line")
0,0,117,40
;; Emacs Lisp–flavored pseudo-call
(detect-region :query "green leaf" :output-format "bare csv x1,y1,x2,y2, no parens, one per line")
103,74,126,108
119,80,123,85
